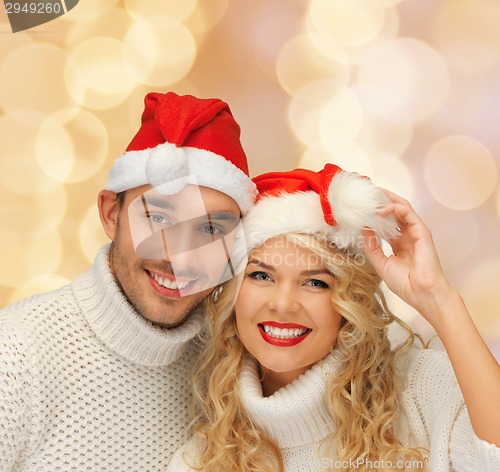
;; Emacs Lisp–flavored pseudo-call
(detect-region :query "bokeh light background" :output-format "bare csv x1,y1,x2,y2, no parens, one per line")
0,0,499,359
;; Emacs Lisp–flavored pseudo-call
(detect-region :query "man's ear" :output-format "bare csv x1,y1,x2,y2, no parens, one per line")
98,190,122,241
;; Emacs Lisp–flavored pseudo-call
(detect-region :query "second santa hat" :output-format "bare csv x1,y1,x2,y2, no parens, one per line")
243,164,399,254
105,91,257,213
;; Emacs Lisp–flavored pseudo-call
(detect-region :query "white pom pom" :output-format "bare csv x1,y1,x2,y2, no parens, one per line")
328,172,399,249
145,143,189,188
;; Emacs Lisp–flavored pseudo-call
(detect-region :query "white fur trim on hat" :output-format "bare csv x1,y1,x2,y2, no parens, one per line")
243,171,399,254
105,143,257,213
328,171,399,244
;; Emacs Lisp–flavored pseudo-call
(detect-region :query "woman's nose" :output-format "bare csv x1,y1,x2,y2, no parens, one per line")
267,283,301,314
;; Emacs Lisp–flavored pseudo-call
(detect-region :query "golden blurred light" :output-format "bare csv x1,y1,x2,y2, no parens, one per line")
102,83,199,167
0,111,60,195
124,0,198,22
306,32,350,64
299,149,334,172
354,86,413,156
441,40,499,77
329,6,400,67
357,39,450,122
35,109,109,183
79,204,110,264
290,83,367,161
370,153,413,199
461,257,500,335
497,186,500,221
232,84,298,175
424,135,497,211
308,0,385,48
300,144,373,176
62,0,120,22
0,185,66,242
288,80,341,149
425,210,478,270
0,31,33,63
0,6,7,24
383,284,420,325
250,1,312,80
320,88,364,152
65,9,133,49
8,274,71,305
433,1,500,73
0,43,75,114
358,0,404,7
92,84,153,171
123,17,196,87
0,231,62,287
34,185,67,237
184,0,230,35
65,37,137,110
276,34,351,96
36,118,73,181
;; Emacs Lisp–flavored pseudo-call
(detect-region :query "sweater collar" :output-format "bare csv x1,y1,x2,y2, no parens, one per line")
72,244,205,367
239,351,341,448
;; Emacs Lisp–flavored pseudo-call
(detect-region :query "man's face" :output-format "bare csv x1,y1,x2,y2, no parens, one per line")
109,183,241,328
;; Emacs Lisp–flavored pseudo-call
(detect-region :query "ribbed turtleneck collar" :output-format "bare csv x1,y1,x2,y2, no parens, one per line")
239,352,341,449
71,244,205,367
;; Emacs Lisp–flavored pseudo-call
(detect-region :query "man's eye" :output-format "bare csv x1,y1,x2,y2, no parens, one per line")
199,224,222,235
148,214,169,224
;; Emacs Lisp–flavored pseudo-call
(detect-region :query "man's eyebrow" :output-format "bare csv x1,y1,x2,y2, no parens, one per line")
141,197,174,211
207,211,240,222
136,198,238,220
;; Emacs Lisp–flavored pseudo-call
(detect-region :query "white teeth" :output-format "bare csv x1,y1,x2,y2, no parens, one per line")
151,272,190,290
262,325,308,339
178,280,189,289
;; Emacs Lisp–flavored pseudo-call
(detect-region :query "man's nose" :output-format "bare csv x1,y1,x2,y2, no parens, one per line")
135,230,172,261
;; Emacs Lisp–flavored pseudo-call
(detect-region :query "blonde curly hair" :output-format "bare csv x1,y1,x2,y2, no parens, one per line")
189,233,427,472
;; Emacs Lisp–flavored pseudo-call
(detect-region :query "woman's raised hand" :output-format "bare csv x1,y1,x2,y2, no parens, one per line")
362,190,454,325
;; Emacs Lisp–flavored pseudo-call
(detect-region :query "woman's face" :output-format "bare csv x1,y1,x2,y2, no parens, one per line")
235,236,343,393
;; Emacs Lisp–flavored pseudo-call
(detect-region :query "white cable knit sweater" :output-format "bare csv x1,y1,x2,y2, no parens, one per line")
0,245,204,471
168,348,500,471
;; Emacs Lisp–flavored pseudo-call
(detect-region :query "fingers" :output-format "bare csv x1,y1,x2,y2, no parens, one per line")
378,189,426,227
380,202,422,227
361,228,388,277
381,188,411,206
377,197,430,239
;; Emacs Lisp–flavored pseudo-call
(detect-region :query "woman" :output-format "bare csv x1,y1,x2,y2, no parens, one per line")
168,164,500,471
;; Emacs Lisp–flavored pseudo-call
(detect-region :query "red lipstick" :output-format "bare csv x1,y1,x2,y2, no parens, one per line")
258,321,311,347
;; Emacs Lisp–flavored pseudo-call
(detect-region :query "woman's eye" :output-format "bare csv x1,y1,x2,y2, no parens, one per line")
246,271,271,282
305,279,329,289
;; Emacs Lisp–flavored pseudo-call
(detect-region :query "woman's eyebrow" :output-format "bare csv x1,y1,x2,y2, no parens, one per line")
247,259,274,271
300,269,332,277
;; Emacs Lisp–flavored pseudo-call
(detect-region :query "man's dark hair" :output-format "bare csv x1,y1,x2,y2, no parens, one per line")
116,191,126,208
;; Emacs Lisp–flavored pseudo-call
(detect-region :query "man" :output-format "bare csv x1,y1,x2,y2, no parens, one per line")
0,92,257,470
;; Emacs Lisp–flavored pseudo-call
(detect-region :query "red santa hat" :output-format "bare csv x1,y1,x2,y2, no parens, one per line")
243,164,399,254
105,91,257,213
